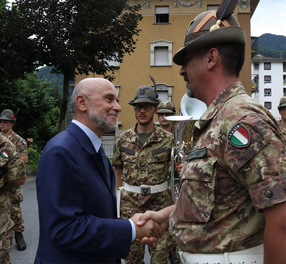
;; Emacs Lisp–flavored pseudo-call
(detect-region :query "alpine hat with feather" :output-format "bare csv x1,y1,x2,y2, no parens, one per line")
173,0,246,66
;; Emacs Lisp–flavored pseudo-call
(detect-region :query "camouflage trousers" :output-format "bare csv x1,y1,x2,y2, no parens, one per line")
8,188,25,232
0,229,13,264
120,189,175,264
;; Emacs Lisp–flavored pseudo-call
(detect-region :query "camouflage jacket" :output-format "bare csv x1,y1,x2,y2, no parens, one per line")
112,124,174,186
2,131,28,156
0,134,25,235
170,82,286,253
278,121,286,141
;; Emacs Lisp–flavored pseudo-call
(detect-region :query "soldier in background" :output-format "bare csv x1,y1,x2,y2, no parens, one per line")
0,109,27,251
0,134,26,263
112,86,175,264
156,102,180,264
278,96,286,139
156,101,175,133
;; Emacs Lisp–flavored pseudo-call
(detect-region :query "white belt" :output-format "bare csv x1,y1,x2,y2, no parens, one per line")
178,244,264,264
123,181,169,194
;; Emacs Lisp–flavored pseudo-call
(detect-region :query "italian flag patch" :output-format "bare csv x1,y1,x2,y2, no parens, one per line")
228,123,250,148
0,150,9,158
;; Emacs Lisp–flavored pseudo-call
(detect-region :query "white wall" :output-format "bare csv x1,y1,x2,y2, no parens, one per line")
252,59,286,120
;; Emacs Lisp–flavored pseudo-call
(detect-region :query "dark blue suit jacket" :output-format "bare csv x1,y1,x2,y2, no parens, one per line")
34,123,132,264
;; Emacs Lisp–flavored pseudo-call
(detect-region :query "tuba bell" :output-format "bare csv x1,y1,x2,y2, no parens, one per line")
166,94,207,201
180,94,207,152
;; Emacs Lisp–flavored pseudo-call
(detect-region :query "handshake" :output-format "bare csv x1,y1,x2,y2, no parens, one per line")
129,206,173,246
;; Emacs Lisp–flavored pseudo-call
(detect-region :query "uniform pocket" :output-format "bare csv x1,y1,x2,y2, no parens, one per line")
174,157,217,223
147,147,171,183
121,150,137,178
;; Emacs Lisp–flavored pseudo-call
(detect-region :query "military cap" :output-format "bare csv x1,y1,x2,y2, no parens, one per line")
278,96,286,109
0,109,16,122
157,101,175,114
173,7,246,65
128,85,160,106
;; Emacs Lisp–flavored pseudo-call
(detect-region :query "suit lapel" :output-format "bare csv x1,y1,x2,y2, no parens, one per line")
66,123,112,191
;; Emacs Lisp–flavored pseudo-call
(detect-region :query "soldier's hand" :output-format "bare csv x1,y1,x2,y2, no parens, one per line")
136,219,164,239
175,163,184,177
137,210,169,227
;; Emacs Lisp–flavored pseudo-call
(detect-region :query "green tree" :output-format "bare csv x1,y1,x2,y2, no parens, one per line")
0,0,36,81
0,72,61,141
14,0,142,132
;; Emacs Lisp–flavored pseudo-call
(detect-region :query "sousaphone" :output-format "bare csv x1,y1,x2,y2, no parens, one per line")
166,94,207,201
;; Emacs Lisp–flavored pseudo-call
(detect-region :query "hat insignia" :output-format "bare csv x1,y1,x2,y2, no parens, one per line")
139,88,147,95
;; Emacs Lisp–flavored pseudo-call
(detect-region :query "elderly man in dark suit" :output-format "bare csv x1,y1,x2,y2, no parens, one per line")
34,78,163,264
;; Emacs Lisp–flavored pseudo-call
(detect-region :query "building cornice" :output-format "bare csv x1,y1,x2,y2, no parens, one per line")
127,0,203,8
252,54,286,63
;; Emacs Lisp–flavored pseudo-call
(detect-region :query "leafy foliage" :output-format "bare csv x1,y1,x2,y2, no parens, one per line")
14,0,143,131
0,72,61,141
0,0,36,81
257,33,286,59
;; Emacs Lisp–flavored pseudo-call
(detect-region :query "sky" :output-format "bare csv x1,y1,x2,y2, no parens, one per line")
251,0,286,37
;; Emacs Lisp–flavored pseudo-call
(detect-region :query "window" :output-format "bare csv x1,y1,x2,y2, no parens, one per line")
264,75,271,83
264,62,271,70
114,85,120,96
157,90,169,101
150,40,173,66
283,75,286,84
154,47,168,65
254,63,259,70
264,102,272,110
284,88,286,96
154,83,173,102
264,88,271,96
155,6,169,23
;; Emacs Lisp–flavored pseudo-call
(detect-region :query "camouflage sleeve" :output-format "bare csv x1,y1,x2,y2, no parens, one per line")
111,136,123,169
0,137,26,184
16,138,28,156
225,113,286,211
12,133,28,156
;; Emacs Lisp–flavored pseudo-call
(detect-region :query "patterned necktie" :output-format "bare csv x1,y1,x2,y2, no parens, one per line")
99,145,110,187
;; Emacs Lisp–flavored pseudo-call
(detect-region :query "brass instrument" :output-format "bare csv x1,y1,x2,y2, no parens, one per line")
166,94,207,201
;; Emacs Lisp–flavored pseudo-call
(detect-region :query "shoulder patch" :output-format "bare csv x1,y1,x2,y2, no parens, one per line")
22,140,26,145
228,123,250,148
0,150,9,158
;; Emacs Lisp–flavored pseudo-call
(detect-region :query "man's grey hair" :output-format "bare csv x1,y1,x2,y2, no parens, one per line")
70,81,93,114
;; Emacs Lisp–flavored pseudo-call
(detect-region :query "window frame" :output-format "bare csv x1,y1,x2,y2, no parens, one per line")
150,40,173,66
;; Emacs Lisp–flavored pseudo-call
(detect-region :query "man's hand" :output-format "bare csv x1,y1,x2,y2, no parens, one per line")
137,210,168,227
135,209,173,245
130,213,165,246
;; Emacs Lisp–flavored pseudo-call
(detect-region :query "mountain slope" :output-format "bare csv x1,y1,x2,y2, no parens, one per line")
257,33,286,59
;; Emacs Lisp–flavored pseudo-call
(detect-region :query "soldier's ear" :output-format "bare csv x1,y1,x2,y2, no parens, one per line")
206,48,219,70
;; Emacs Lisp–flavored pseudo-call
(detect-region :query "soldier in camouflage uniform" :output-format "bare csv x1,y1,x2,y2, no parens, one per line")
0,134,26,264
112,86,175,264
137,2,286,264
156,101,175,133
278,96,286,140
0,109,28,251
